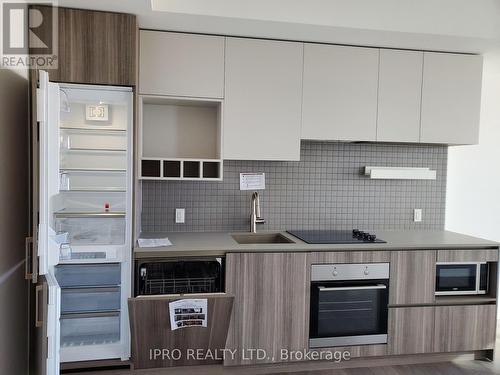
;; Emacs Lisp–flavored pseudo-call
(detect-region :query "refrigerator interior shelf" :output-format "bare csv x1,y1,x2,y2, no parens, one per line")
62,148,127,153
54,210,126,218
60,126,126,133
59,167,127,172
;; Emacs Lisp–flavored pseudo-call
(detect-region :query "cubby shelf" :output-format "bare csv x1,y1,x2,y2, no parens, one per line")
139,95,223,181
140,158,223,181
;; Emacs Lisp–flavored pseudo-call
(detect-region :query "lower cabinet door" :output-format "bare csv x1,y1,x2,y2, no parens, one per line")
128,293,234,369
388,307,435,355
225,253,309,365
433,305,497,352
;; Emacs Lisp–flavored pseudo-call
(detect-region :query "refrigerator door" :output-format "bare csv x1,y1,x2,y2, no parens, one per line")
34,273,61,375
37,70,61,276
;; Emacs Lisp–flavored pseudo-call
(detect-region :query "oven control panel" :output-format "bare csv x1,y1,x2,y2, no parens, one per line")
311,263,389,281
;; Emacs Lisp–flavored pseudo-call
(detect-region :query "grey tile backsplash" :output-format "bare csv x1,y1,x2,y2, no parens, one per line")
141,141,447,233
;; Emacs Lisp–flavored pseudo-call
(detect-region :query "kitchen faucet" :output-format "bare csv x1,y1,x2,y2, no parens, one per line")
250,191,265,233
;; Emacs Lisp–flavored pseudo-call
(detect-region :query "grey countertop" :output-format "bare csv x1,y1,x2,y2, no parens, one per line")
134,230,499,258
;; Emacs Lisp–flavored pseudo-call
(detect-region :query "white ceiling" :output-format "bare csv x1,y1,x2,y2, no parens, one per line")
57,0,500,53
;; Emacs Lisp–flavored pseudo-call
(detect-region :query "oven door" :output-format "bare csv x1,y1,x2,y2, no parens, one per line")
309,281,388,348
435,263,478,295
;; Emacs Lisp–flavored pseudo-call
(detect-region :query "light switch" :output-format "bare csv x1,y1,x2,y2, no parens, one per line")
413,209,422,222
175,208,185,224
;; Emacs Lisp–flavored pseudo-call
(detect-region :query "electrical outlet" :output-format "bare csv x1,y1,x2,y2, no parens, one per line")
175,208,185,224
413,209,422,222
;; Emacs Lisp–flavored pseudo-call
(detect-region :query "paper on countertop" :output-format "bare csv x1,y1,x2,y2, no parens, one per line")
169,299,208,331
137,237,172,248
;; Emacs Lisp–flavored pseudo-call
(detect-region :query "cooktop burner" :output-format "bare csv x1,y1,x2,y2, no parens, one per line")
287,229,386,244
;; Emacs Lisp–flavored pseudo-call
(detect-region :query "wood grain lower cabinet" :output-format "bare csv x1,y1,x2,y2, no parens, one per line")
389,251,436,305
437,249,499,262
225,253,309,365
310,251,390,264
128,294,234,369
388,307,435,355
433,305,497,352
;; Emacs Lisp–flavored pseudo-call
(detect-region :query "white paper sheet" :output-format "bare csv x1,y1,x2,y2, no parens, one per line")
240,172,265,190
137,237,172,248
169,299,208,331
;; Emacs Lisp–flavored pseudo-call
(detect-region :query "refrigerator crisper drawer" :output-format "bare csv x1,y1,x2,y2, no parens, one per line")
60,128,127,151
60,313,120,347
61,287,121,314
55,216,125,245
60,170,126,192
55,264,121,288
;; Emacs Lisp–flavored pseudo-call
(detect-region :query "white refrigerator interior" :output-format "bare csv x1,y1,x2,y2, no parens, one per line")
37,71,133,369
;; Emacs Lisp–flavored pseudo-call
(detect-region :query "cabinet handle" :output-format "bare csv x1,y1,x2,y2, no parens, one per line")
35,284,43,328
32,236,38,284
318,284,387,292
24,237,33,280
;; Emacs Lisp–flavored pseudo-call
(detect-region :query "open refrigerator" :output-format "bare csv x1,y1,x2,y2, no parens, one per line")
32,70,133,373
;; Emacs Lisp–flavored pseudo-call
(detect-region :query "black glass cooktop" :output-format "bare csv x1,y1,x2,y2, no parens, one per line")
287,230,386,244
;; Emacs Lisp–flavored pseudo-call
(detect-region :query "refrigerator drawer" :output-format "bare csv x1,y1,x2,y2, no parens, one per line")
60,313,120,347
55,264,121,288
60,128,127,151
60,170,126,192
55,216,125,245
61,287,121,314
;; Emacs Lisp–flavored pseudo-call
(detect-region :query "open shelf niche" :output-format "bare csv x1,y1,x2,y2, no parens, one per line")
139,95,223,180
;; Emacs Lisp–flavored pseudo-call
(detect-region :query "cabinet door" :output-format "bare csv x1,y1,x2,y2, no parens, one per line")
223,38,303,160
32,6,137,86
377,50,423,142
225,253,309,365
388,307,435,355
420,52,483,144
301,44,379,141
33,274,61,375
437,249,498,262
434,305,496,352
390,251,436,305
139,31,225,98
128,294,234,369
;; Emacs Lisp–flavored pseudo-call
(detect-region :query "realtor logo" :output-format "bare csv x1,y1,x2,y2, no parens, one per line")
1,1,58,69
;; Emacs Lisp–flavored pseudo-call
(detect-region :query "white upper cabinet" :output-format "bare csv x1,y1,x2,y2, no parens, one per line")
223,38,303,161
301,44,379,141
139,31,225,98
420,52,483,145
377,50,423,143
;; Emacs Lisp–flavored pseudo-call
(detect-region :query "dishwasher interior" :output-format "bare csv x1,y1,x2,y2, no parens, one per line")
135,257,225,296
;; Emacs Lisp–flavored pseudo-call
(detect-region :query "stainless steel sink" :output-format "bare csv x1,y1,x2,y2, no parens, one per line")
231,233,295,244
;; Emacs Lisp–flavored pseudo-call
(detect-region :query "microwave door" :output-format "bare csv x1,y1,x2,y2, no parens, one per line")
436,264,478,295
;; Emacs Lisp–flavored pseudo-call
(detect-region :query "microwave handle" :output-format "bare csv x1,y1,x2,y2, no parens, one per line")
318,284,386,292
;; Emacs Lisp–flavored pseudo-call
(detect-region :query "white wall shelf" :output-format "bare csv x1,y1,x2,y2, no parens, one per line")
365,166,437,180
139,95,223,181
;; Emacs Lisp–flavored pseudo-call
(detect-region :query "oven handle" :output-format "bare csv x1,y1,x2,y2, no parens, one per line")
318,284,387,292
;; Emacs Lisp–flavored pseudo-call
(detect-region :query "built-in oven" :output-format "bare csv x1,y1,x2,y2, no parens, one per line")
435,262,489,295
309,263,389,348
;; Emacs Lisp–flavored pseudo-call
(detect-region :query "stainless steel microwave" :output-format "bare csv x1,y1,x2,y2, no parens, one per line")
435,262,489,295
